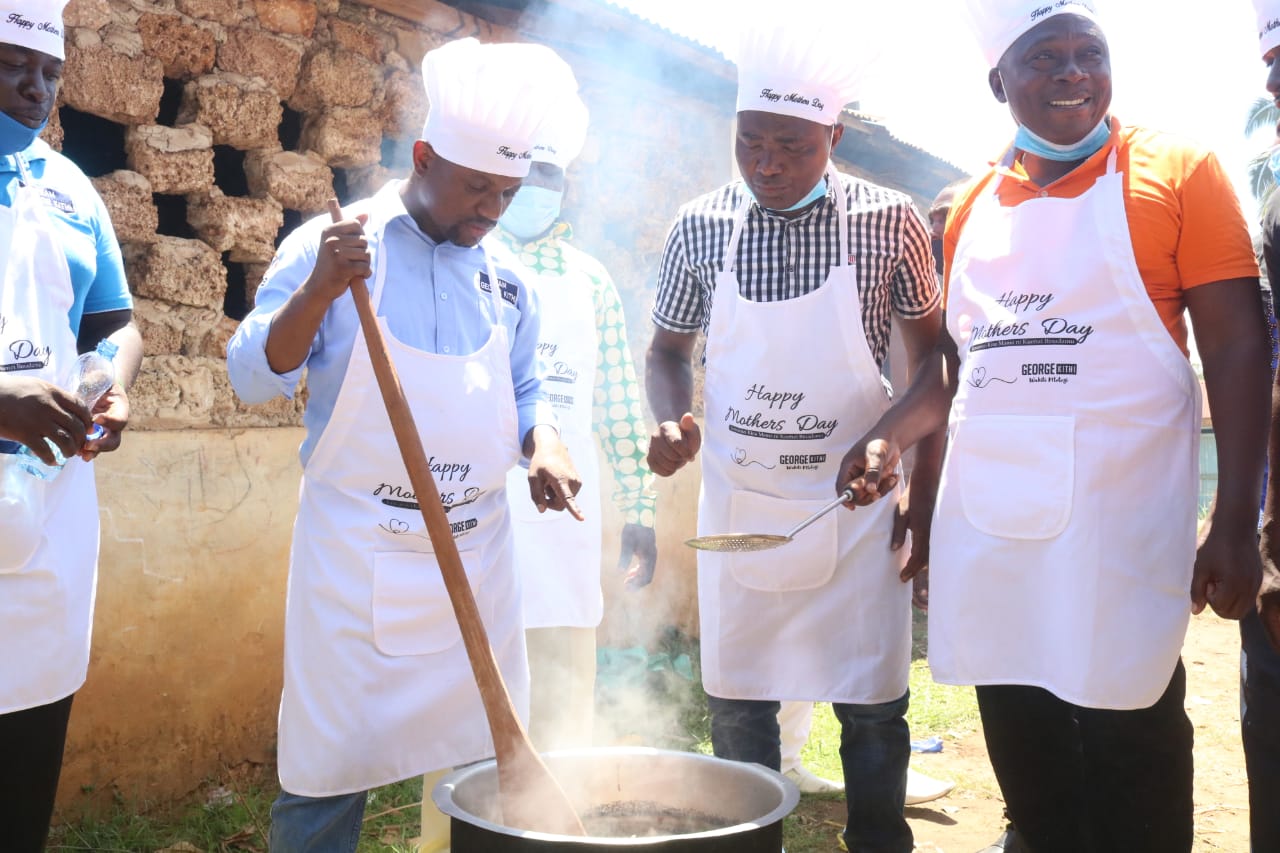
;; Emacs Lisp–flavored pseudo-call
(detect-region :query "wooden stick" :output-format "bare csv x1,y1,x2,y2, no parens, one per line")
327,200,585,836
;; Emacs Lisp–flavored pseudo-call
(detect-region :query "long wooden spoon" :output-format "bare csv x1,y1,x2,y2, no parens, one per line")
327,200,585,836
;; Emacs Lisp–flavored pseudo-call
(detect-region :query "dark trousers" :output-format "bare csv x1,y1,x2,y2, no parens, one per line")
976,661,1193,853
707,692,912,853
1242,609,1280,853
0,693,75,853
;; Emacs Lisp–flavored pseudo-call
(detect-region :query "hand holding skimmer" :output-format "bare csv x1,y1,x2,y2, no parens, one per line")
685,488,855,552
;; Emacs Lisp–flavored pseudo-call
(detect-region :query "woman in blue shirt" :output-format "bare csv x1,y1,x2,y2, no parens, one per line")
0,3,142,850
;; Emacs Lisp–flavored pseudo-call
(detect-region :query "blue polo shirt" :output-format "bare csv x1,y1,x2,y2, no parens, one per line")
1,139,132,335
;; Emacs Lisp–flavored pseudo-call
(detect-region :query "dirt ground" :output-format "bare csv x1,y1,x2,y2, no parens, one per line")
857,613,1251,852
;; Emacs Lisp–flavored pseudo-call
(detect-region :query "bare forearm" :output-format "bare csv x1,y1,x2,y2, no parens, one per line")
1262,368,1280,540
1262,366,1280,598
645,332,696,423
107,323,143,389
1204,340,1270,533
878,341,959,452
79,310,143,389
523,423,559,459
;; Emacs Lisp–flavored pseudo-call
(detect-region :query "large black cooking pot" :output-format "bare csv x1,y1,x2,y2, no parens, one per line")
433,747,800,852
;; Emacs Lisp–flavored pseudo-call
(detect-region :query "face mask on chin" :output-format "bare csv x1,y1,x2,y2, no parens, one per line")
0,110,46,157
499,185,563,240
1013,116,1111,163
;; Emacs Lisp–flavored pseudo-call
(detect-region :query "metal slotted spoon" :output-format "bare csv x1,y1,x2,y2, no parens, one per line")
685,488,855,553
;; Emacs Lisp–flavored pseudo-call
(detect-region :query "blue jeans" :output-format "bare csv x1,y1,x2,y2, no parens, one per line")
707,692,912,853
1242,608,1280,853
269,789,366,853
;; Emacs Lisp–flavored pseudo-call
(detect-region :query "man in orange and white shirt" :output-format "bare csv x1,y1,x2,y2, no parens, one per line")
835,2,1269,850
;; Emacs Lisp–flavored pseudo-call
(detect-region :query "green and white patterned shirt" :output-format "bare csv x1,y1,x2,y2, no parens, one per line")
495,222,657,528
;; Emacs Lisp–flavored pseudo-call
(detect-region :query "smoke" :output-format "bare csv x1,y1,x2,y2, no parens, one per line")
467,2,740,756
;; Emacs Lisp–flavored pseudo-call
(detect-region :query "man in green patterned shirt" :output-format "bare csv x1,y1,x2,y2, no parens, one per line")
493,91,658,754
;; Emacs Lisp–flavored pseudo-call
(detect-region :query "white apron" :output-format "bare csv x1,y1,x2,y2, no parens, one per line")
277,203,527,796
697,167,911,704
929,147,1200,710
504,266,603,628
0,153,99,714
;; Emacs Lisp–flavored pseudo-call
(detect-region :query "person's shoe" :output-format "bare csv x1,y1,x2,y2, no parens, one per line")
977,827,1027,852
783,764,844,794
904,766,955,805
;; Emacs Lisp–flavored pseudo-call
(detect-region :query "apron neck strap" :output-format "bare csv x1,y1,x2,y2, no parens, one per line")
13,153,34,187
828,163,850,268
723,162,850,274
482,251,503,317
990,142,1120,197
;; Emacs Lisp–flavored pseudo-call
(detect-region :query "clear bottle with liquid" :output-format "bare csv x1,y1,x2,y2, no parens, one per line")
17,338,119,480
0,450,46,570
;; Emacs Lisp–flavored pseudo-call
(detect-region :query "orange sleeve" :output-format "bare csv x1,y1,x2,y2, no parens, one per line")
1174,151,1259,289
941,173,993,305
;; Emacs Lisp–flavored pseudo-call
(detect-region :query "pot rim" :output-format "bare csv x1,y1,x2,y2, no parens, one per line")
432,746,801,846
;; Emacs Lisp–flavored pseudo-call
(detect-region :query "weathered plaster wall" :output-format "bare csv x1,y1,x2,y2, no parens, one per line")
65,429,300,811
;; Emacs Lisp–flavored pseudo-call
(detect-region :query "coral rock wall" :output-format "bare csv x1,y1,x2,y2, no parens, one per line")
47,0,463,431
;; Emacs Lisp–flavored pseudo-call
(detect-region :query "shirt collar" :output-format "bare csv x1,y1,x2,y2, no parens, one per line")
495,219,572,253
0,138,51,175
741,179,835,224
994,115,1123,190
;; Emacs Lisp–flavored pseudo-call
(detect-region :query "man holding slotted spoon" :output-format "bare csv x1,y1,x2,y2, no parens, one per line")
645,6,943,851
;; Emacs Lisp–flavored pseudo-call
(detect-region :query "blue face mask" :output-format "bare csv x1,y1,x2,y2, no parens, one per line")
499,185,563,240
0,110,47,157
1269,148,1280,184
746,176,828,212
1014,117,1111,163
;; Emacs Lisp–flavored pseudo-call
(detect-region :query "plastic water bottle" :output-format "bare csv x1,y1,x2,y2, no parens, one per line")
17,339,119,480
0,449,45,570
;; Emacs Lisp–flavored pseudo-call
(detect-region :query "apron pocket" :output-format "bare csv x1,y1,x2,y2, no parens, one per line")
955,414,1075,540
372,549,486,657
727,490,838,592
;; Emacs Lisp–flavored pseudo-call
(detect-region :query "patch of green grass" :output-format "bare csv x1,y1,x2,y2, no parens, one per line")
50,779,273,851
50,777,423,853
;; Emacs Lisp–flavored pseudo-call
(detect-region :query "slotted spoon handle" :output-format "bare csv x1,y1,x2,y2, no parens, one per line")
784,488,855,539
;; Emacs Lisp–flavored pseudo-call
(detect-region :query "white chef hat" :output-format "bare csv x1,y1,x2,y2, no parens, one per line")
0,1,69,61
531,93,589,170
420,38,576,178
964,0,1101,68
733,3,870,126
1256,1,1280,58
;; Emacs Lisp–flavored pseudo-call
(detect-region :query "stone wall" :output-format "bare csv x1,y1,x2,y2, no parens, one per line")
49,0,448,431
47,0,740,434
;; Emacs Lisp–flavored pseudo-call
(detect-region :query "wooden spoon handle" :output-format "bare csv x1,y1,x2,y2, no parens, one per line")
326,200,585,836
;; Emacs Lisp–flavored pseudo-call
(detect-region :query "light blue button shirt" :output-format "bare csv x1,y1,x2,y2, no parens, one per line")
226,182,554,466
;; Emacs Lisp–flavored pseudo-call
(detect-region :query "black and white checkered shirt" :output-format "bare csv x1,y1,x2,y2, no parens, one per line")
652,173,939,367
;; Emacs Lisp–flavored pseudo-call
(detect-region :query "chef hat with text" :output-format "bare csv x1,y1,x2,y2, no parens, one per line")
733,1,872,126
421,38,576,178
531,93,589,170
964,0,1101,68
1256,1,1280,58
0,1,69,61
